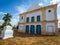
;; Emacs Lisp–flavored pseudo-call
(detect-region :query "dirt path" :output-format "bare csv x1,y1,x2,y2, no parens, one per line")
0,31,60,45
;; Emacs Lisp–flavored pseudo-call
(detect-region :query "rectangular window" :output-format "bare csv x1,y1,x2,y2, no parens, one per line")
21,16,23,19
47,27,53,32
37,16,40,21
47,26,54,32
26,17,29,22
31,17,34,22
26,25,29,33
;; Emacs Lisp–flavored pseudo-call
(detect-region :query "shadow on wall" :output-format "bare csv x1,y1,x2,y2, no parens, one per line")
58,28,60,32
14,30,58,38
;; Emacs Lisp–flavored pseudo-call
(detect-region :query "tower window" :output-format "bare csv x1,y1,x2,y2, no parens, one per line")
48,10,51,12
21,16,23,19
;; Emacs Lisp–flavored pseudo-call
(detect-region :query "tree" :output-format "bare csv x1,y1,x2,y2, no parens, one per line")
0,25,2,29
2,13,12,27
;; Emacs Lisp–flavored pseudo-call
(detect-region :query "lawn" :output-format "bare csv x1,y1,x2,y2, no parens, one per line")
0,30,60,45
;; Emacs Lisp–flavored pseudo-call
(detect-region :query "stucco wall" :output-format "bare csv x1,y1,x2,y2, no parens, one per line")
46,8,55,21
25,11,42,22
19,4,58,35
19,16,24,23
19,24,24,32
46,23,56,32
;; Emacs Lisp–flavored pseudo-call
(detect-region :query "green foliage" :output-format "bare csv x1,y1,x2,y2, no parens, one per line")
0,25,3,33
7,23,12,26
0,25,2,29
0,25,1,28
1,23,6,28
1,22,12,28
2,13,12,23
1,13,12,28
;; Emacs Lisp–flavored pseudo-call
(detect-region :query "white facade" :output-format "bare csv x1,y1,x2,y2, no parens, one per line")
19,24,24,32
19,16,24,23
19,4,58,35
26,11,42,22
46,23,56,32
46,8,55,21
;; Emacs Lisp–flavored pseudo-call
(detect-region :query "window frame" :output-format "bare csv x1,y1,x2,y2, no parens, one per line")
26,17,29,22
37,15,40,21
31,16,35,22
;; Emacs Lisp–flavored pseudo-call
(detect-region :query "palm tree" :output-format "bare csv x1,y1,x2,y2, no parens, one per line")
2,13,12,26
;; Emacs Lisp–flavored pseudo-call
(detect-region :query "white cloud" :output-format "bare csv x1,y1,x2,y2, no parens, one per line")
39,2,43,6
57,14,60,20
15,5,28,13
50,0,60,4
10,19,18,26
0,12,7,14
57,14,60,28
10,15,19,26
58,20,60,28
50,0,60,8
58,4,60,7
43,0,60,7
12,4,30,26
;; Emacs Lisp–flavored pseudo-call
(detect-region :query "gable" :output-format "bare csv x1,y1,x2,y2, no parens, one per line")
27,4,42,11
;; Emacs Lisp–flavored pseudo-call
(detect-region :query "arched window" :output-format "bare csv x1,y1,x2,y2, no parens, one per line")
21,16,23,19
26,17,29,22
37,16,40,21
36,25,41,35
30,25,35,34
31,17,34,22
26,25,29,33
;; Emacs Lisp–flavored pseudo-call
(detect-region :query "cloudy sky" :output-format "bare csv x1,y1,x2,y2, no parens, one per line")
0,0,60,27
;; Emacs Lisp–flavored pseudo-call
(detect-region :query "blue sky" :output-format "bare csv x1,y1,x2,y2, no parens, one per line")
0,0,60,27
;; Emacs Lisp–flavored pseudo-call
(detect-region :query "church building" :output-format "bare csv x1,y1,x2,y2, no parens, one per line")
18,4,58,35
